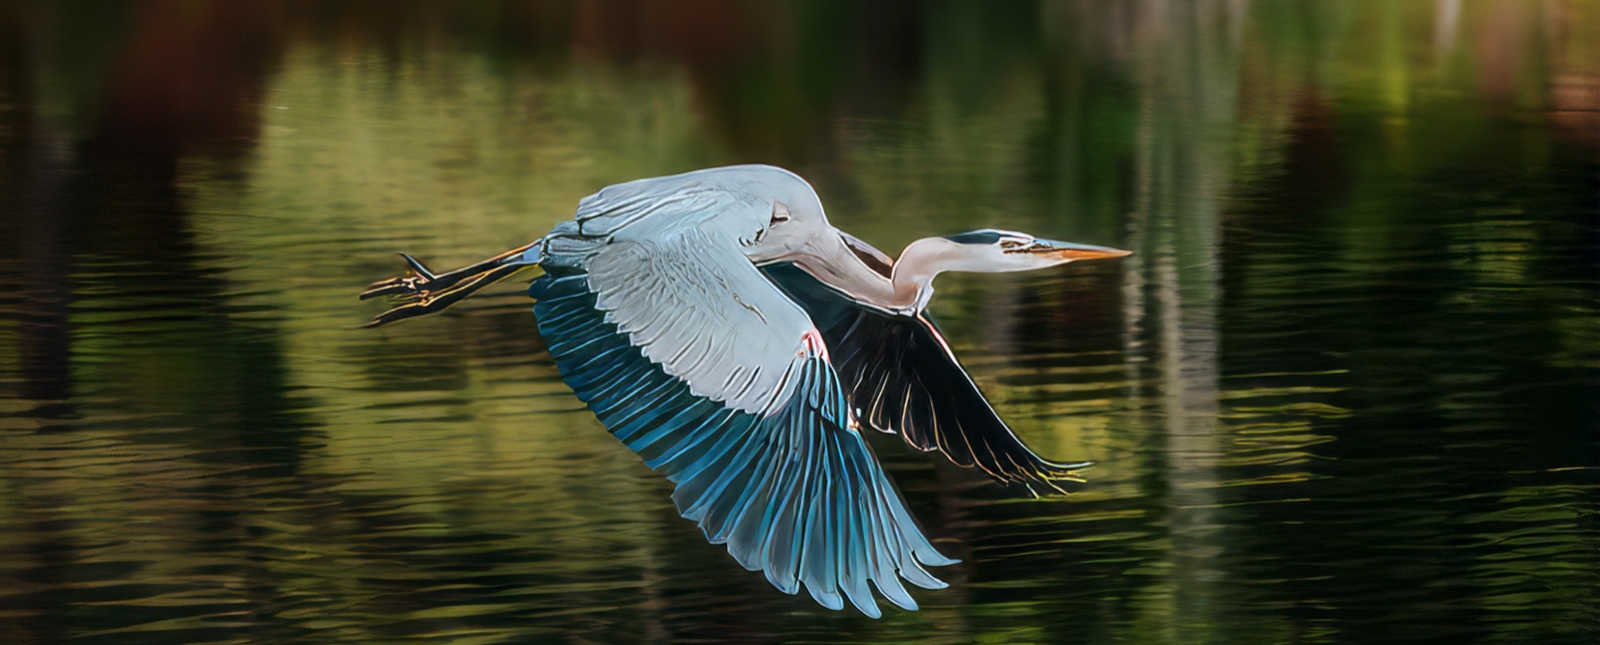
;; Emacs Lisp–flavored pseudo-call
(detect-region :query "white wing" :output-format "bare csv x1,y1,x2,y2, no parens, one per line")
584,224,812,414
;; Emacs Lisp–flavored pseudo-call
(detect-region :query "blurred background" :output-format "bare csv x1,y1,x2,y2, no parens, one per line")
0,1,1596,643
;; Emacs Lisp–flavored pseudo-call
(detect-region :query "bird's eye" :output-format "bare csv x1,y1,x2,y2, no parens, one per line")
771,200,792,224
1000,239,1025,249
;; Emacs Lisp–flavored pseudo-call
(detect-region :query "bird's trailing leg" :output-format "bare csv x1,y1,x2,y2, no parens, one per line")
360,242,537,327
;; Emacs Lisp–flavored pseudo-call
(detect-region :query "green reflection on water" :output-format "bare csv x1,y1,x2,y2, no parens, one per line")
0,1,1596,643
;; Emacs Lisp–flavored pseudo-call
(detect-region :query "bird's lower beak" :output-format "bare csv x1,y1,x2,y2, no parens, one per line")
1029,239,1133,261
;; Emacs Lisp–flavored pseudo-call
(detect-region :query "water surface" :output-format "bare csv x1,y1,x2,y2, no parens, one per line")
1,2,1597,643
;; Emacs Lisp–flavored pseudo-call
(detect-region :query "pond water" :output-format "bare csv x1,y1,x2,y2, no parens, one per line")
1,2,1597,644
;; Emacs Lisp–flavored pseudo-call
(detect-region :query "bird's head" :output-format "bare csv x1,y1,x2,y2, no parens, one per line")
908,229,1131,274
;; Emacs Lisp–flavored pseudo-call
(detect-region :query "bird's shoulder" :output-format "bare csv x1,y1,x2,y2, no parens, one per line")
541,180,750,269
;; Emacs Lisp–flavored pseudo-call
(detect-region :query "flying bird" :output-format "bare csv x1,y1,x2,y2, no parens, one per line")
360,165,1129,617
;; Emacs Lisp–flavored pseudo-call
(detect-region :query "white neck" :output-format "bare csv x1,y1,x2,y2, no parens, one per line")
792,235,958,315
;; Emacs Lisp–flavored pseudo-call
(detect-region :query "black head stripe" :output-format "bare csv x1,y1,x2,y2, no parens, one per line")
942,230,1004,245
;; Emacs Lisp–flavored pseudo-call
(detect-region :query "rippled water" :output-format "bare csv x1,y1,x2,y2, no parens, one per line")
1,2,1597,643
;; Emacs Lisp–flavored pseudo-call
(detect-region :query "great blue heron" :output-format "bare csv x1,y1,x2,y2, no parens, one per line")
360,165,1129,617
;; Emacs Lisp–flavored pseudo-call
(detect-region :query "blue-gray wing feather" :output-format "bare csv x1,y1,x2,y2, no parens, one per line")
531,270,955,616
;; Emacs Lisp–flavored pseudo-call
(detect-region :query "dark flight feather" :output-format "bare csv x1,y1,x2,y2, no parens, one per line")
759,263,1091,495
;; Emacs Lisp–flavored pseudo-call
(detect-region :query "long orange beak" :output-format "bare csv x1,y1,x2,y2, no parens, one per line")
1027,239,1133,261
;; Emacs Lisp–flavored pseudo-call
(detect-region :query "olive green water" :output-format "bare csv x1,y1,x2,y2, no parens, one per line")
1,2,1597,644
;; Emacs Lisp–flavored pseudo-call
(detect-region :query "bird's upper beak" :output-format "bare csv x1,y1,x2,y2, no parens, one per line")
1025,239,1133,261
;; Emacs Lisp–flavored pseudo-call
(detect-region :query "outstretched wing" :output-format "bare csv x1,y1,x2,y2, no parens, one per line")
532,225,955,617
760,262,1092,495
584,226,811,414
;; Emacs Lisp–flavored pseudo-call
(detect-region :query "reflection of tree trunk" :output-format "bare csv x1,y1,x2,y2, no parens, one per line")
1435,0,1462,58
16,179,73,411
1156,241,1223,639
1127,98,1227,642
1543,0,1600,149
5,20,75,420
1120,0,1229,638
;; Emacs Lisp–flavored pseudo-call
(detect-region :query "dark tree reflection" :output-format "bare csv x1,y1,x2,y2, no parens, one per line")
0,1,1595,643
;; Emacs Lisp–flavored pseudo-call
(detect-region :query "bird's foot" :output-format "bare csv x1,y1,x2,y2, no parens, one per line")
360,253,439,301
360,243,536,327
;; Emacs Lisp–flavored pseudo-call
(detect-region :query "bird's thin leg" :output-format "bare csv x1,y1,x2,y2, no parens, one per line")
360,242,537,327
